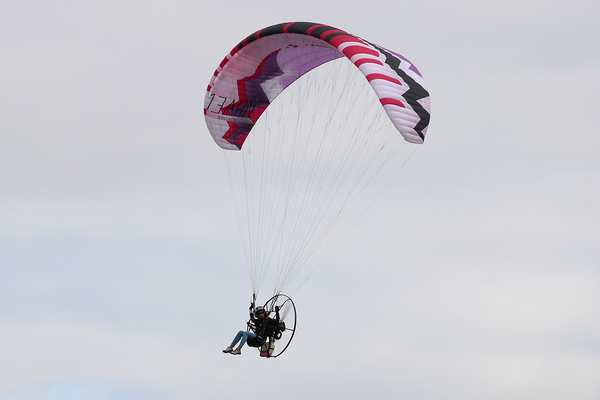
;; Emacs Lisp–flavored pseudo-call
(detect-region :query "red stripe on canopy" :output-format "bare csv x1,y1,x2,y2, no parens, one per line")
380,98,405,108
342,45,379,59
366,73,402,85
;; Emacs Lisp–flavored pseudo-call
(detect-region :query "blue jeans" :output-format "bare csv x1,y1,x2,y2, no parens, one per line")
231,330,257,348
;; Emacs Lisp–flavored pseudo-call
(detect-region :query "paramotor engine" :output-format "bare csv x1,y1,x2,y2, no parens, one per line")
246,294,297,358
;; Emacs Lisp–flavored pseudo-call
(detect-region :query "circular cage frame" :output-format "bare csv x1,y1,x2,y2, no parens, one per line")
261,294,297,358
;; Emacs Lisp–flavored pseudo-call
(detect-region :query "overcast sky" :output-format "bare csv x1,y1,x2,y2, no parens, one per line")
1,0,599,399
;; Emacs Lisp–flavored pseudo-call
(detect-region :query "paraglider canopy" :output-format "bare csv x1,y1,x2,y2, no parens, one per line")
204,22,430,150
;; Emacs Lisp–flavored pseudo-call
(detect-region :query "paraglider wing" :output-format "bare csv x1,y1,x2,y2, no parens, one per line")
204,22,431,150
